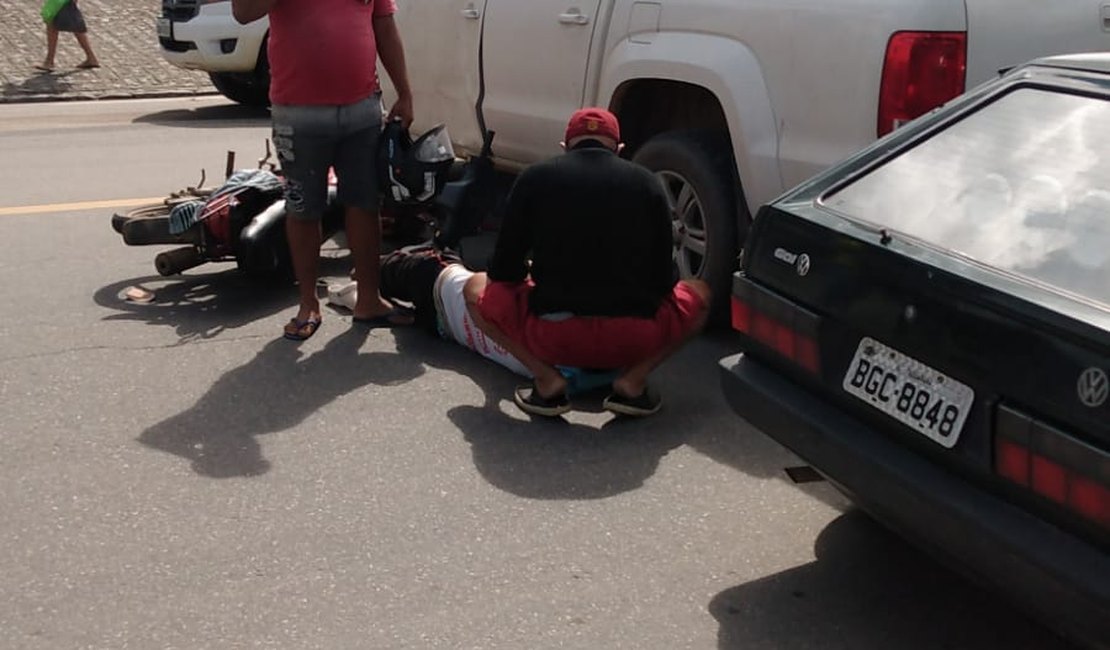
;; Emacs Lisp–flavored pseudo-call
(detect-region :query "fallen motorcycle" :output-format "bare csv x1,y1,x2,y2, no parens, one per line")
110,125,498,280
110,144,343,280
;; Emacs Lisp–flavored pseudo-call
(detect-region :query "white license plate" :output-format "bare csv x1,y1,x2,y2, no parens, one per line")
842,337,974,448
156,18,172,39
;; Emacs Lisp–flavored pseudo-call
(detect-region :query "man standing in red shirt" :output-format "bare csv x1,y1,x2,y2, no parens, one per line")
233,0,416,341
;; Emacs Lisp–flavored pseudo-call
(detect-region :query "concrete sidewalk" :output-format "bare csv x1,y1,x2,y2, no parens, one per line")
1,0,215,103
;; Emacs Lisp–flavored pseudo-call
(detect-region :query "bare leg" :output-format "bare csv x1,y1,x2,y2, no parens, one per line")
612,279,712,398
286,215,322,324
41,25,59,69
345,205,409,322
464,273,566,398
75,32,99,67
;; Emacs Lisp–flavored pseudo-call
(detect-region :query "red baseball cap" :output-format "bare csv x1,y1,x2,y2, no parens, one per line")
564,107,620,145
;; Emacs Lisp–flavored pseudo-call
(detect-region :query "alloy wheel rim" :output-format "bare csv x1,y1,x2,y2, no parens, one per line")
656,170,708,279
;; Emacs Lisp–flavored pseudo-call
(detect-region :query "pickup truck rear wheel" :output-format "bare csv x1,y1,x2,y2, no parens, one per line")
632,131,745,322
208,40,270,108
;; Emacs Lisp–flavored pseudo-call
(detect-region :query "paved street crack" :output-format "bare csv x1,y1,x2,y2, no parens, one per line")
0,334,269,365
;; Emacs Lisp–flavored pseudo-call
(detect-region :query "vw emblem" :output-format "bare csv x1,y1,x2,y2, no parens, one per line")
1077,367,1108,408
795,254,811,277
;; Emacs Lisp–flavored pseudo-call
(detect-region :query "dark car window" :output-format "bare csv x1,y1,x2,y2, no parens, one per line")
822,87,1110,309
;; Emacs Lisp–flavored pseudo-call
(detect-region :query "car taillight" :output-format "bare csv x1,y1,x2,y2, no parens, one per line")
995,405,1110,532
877,31,967,136
731,275,821,375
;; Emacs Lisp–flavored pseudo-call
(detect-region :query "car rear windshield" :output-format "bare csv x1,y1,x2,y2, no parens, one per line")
822,86,1110,309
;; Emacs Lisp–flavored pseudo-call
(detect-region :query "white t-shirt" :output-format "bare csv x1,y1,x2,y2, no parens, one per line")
434,265,532,377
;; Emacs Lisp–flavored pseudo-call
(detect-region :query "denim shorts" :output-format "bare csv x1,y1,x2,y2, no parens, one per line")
271,94,382,219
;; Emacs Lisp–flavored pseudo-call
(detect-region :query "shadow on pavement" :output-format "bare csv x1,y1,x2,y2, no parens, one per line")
2,69,77,101
93,269,294,342
710,510,1071,650
132,103,271,128
92,256,350,342
660,332,851,512
392,326,844,502
138,326,425,478
392,328,687,500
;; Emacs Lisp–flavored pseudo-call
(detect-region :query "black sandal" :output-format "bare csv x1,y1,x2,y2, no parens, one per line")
602,386,662,417
513,383,571,417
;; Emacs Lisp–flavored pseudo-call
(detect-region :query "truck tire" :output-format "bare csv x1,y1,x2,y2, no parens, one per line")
208,41,270,108
632,130,749,323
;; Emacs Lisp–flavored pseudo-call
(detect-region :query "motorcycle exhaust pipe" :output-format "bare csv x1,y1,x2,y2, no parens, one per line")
155,246,204,276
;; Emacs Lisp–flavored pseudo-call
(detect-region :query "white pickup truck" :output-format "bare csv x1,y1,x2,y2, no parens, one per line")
157,0,270,106
390,0,1110,304
159,0,1110,301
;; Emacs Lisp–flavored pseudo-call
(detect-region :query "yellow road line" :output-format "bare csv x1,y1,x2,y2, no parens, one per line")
0,197,166,217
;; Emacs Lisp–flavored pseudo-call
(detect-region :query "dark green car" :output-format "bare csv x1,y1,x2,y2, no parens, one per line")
719,54,1110,647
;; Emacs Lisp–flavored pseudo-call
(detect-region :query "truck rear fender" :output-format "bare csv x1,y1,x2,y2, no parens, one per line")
598,33,781,216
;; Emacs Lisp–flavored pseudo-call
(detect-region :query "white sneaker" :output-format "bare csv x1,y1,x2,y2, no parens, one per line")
326,281,358,311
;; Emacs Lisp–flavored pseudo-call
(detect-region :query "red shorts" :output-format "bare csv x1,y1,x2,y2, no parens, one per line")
477,281,706,370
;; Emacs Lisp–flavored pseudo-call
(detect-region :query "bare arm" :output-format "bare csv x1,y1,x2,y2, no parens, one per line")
373,14,414,127
231,0,275,25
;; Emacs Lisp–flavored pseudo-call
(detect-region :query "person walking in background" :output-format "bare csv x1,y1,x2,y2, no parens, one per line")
37,0,100,72
232,0,416,342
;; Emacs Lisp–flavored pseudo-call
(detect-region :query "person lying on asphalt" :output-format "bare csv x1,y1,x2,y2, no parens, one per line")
328,245,618,395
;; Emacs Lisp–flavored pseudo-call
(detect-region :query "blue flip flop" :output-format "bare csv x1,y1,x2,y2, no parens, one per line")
283,317,322,341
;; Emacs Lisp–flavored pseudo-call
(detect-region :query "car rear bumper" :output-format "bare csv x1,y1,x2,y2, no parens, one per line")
159,9,266,73
719,352,1110,648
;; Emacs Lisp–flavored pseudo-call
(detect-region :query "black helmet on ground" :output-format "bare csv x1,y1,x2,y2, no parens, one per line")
378,120,456,207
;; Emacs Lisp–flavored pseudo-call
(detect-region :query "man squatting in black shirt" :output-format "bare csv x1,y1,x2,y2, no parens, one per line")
462,107,711,418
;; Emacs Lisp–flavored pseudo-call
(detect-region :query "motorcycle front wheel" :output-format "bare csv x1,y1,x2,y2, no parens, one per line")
111,187,213,245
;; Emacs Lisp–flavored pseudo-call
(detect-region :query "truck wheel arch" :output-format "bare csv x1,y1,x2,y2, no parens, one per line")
598,32,782,217
209,31,270,107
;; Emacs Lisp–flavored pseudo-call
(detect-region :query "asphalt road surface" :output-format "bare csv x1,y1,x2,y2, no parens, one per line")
0,97,1075,649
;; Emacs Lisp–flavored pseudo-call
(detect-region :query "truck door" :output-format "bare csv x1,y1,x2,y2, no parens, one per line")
964,0,1110,86
385,0,487,157
480,0,604,164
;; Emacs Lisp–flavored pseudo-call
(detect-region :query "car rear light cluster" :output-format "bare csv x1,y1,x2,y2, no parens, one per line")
995,404,1110,532
877,31,967,136
730,274,821,374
